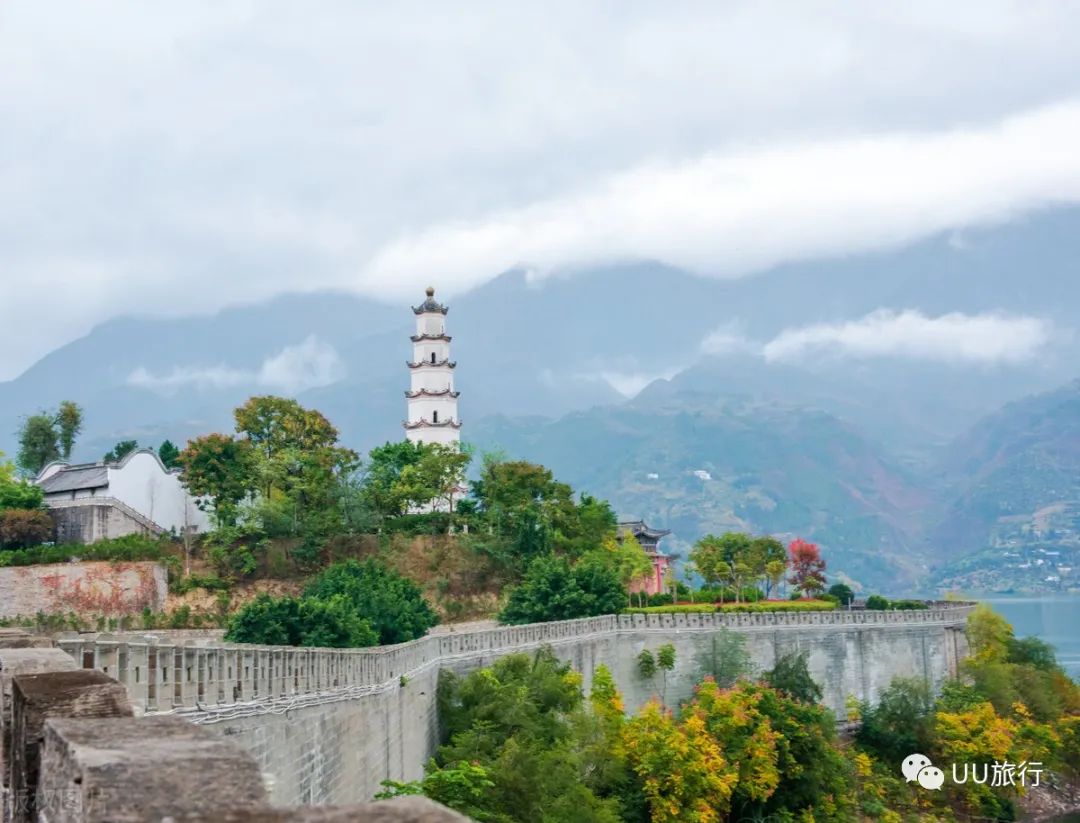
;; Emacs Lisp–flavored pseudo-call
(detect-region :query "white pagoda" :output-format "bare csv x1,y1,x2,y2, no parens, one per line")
404,286,461,446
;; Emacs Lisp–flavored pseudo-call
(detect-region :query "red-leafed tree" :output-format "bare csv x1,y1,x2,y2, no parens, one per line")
787,538,826,597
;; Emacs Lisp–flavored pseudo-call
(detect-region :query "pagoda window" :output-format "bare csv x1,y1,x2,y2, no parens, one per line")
431,352,436,363
433,410,439,423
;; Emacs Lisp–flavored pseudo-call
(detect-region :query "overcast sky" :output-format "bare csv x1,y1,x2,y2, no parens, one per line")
4,2,1080,380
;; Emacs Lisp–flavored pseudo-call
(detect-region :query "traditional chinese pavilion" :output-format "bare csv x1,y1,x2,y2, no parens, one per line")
404,287,461,446
617,519,672,597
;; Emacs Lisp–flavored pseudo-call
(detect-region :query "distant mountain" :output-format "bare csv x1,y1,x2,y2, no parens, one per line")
932,380,1080,561
470,394,935,590
4,209,1080,592
6,206,1080,466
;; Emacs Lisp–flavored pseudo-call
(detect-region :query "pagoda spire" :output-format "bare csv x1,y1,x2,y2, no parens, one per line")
404,286,461,445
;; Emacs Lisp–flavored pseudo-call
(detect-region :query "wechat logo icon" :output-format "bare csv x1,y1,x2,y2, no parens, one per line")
902,753,944,790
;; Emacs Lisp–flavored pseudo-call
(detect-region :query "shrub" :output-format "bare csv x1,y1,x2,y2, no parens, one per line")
499,554,626,625
889,599,929,611
204,522,267,580
626,604,718,614
0,533,172,567
304,559,438,644
637,649,657,678
865,594,890,611
693,586,762,603
170,574,231,595
764,651,823,703
647,592,674,607
225,592,378,648
0,509,54,549
382,512,453,536
718,599,837,612
0,477,44,510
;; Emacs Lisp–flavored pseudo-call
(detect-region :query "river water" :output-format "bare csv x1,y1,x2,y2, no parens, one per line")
978,595,1080,679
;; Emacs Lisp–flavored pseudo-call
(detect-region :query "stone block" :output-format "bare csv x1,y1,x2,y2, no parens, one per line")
0,647,78,803
0,629,53,650
9,669,133,823
37,715,267,822
166,796,471,822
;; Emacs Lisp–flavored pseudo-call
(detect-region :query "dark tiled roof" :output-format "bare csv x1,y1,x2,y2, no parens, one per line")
412,286,449,315
617,519,672,541
39,465,108,494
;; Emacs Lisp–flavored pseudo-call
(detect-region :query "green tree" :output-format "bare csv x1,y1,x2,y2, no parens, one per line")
394,442,471,516
696,628,754,687
434,649,620,823
763,651,823,704
303,559,438,644
966,602,1013,663
738,683,854,821
499,554,625,625
177,434,255,525
688,534,728,590
103,439,139,463
361,440,428,522
234,396,358,534
507,506,551,571
157,440,181,469
0,453,44,510
856,676,934,763
827,582,855,606
764,559,788,599
17,413,60,475
377,761,504,822
55,400,83,460
224,592,377,648
596,535,651,607
690,532,763,601
748,536,786,592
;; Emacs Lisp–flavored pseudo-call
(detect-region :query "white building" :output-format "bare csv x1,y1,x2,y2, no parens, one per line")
404,286,462,446
36,449,210,543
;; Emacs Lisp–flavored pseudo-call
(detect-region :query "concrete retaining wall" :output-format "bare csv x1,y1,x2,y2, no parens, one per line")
57,605,974,808
0,562,167,619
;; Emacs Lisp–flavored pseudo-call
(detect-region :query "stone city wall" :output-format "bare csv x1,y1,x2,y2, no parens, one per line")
57,605,974,808
0,562,167,620
0,630,464,822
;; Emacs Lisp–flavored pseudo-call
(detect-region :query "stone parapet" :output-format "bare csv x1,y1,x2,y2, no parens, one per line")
9,670,133,823
55,605,975,716
50,604,975,807
0,647,78,820
37,715,267,822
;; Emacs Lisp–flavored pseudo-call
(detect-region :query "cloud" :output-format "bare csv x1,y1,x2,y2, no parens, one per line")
127,336,345,394
362,101,1080,288
762,310,1052,364
700,325,757,357
597,369,683,398
6,3,1080,378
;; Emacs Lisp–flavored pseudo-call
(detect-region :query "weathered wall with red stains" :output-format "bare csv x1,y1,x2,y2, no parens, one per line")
0,562,167,618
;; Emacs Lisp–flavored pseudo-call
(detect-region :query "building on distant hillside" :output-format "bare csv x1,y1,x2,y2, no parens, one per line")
35,449,210,544
404,286,461,446
617,519,672,597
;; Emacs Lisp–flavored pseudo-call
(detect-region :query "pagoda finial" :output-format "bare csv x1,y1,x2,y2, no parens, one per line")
426,286,435,297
